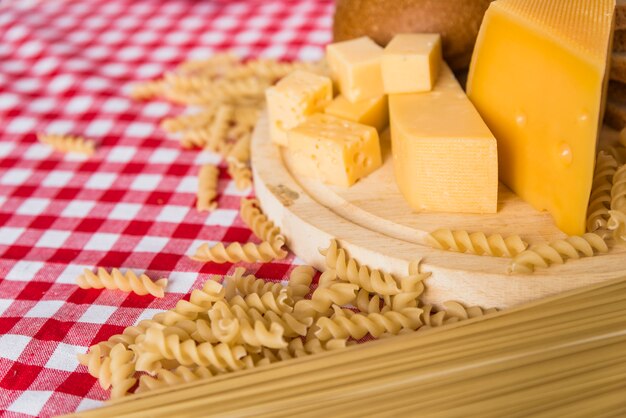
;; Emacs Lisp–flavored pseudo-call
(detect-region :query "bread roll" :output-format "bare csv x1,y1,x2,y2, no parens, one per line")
333,0,492,71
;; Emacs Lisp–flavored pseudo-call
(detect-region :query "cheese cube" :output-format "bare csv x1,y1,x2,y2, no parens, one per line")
324,94,389,132
390,64,498,214
326,37,384,103
287,114,382,187
265,70,332,146
382,34,442,94
467,0,614,235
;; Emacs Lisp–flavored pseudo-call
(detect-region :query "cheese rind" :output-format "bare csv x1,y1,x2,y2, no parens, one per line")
390,64,498,214
287,114,382,187
467,0,614,235
382,33,442,94
326,37,385,103
324,94,389,132
265,70,332,146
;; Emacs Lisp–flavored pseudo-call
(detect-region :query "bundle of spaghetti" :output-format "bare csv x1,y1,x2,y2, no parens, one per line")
37,133,96,156
76,267,168,297
320,239,402,296
425,228,528,257
586,151,619,232
508,232,609,274
191,239,287,263
78,275,626,418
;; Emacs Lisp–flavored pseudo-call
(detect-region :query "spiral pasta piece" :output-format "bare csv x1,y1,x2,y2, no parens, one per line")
228,270,284,298
129,80,165,100
272,337,348,361
508,233,609,274
287,265,315,301
137,366,215,394
197,164,219,212
240,198,284,244
587,151,618,232
154,279,225,326
77,345,110,381
293,280,358,317
321,240,401,296
160,107,216,133
229,288,294,315
209,307,287,349
108,344,137,399
191,240,287,264
608,210,626,244
315,308,423,341
611,164,626,211
37,133,96,156
76,268,168,297
227,132,251,164
227,160,253,190
140,326,247,372
205,105,233,152
425,229,528,257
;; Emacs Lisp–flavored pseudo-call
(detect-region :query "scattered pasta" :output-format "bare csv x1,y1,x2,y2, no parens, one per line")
196,164,219,212
37,133,96,156
191,240,287,264
425,228,528,257
586,151,618,232
76,268,168,298
508,233,609,274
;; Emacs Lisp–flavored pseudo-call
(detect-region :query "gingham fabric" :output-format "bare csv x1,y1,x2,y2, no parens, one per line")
0,0,333,416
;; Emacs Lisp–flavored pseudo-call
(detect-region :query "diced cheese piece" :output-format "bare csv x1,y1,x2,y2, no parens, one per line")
466,0,614,235
265,70,332,146
287,114,382,187
390,64,498,214
324,94,389,132
382,33,442,94
326,37,384,103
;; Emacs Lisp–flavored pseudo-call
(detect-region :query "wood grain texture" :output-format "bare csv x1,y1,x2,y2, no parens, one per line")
251,112,626,309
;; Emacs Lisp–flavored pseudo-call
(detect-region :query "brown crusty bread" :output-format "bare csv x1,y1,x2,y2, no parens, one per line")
332,0,493,71
604,100,626,130
611,52,626,83
615,30,626,52
608,80,626,103
617,0,626,30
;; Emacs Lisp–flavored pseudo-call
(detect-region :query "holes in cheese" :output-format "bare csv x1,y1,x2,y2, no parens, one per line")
287,114,382,187
265,70,332,146
467,0,614,235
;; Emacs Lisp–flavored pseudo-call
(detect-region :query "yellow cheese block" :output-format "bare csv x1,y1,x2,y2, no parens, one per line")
467,0,615,235
324,94,389,132
287,113,382,187
390,63,498,214
265,70,332,146
326,37,385,103
382,33,442,94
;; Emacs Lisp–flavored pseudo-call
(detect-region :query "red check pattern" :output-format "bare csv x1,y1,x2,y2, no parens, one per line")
0,0,333,416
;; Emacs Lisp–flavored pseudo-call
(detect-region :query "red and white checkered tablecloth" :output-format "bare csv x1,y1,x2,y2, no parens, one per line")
0,0,333,416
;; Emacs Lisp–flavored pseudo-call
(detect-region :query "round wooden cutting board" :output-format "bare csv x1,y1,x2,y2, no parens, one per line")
251,112,626,309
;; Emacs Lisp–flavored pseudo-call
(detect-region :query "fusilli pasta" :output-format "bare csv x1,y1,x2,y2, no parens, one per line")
287,265,315,301
315,308,423,340
191,240,287,264
508,233,609,274
586,151,618,232
227,160,252,190
137,366,214,393
196,164,219,211
76,268,168,297
239,198,284,244
37,133,96,156
425,228,528,257
320,240,401,296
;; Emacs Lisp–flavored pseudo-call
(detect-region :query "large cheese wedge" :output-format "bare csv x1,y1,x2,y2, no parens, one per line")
467,0,615,235
390,64,498,214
